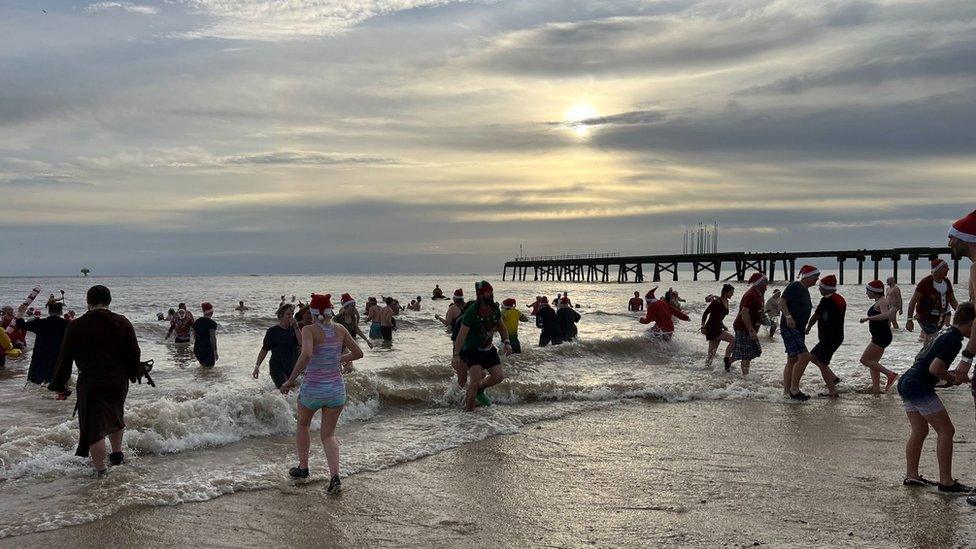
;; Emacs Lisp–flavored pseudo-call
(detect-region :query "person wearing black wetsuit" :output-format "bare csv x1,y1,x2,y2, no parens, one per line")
254,303,301,388
535,297,561,347
858,280,898,394
556,298,581,342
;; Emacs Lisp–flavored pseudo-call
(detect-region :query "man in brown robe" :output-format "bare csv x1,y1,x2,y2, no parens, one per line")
48,285,141,476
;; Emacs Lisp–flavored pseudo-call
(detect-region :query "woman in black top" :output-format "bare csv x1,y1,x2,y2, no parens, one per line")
254,304,302,388
858,280,898,394
16,299,69,385
701,284,735,370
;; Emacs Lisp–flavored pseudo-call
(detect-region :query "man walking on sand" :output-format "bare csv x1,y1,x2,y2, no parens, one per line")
728,273,768,375
780,265,820,401
906,259,957,345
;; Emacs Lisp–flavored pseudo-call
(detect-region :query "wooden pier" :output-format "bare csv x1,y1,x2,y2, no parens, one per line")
502,248,959,285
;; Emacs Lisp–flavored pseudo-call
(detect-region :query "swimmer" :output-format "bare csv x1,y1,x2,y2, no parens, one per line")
192,303,218,367
452,281,511,411
887,278,903,330
906,259,957,345
334,294,373,350
500,298,528,353
729,273,768,376
898,302,974,493
803,275,844,398
254,303,301,388
638,287,689,342
235,300,250,312
535,297,561,347
432,285,444,299
764,289,781,338
436,289,465,332
857,280,898,394
166,306,194,344
280,294,364,493
701,284,735,369
556,297,581,342
628,291,643,312
781,265,820,401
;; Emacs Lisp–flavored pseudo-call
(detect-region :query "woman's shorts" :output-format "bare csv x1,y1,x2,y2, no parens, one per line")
298,389,346,411
901,393,945,416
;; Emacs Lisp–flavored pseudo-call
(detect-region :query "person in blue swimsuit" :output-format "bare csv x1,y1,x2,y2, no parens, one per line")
280,294,364,494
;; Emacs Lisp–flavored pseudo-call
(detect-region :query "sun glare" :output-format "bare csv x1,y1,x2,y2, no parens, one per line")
564,103,600,139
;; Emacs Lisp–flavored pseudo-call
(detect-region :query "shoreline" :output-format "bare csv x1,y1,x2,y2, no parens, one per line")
10,394,976,548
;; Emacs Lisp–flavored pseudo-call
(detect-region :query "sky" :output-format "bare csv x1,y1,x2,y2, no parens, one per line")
0,0,973,275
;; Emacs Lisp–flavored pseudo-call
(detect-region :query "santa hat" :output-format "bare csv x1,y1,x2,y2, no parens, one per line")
818,275,837,292
340,293,356,308
948,210,976,243
475,281,493,298
453,288,464,300
645,287,659,302
201,302,214,313
309,293,334,318
866,280,885,295
931,258,949,274
502,298,516,307
798,265,820,280
748,272,767,286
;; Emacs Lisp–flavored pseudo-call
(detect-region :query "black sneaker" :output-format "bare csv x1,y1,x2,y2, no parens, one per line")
967,495,976,506
109,452,124,466
789,391,811,401
903,476,937,487
723,357,732,372
289,467,309,479
937,481,973,493
327,475,342,494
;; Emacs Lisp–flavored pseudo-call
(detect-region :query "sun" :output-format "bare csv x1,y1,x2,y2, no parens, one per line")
564,103,600,139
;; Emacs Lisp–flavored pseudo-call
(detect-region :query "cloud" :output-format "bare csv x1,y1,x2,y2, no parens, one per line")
0,176,91,188
222,151,399,166
85,2,159,15
177,0,467,41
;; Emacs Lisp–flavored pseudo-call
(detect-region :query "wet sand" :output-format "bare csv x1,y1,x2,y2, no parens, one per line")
11,393,976,548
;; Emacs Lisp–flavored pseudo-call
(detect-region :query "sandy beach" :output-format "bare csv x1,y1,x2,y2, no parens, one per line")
11,391,976,548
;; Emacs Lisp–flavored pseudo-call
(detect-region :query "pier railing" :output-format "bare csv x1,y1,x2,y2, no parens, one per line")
502,247,958,285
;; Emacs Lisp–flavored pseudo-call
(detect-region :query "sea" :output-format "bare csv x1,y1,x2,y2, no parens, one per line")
0,271,970,538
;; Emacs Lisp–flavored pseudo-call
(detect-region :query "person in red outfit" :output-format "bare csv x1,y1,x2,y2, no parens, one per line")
639,287,689,341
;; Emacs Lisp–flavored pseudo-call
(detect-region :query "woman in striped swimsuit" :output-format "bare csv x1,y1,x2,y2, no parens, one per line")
281,294,364,493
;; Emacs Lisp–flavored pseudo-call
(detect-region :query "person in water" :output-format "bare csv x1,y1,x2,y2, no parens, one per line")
780,265,820,401
535,297,561,347
254,303,301,388
701,284,735,370
280,294,364,493
363,297,380,338
886,277,903,330
333,294,373,350
16,296,69,385
639,287,689,342
898,301,974,493
235,300,250,312
166,305,194,343
48,285,141,477
368,298,396,345
947,211,976,418
763,289,781,338
432,285,444,299
453,281,511,411
436,289,465,332
855,280,899,394
500,298,528,353
906,259,957,345
2,305,27,350
193,303,218,368
628,291,644,312
729,273,768,375
556,297,581,342
803,275,844,398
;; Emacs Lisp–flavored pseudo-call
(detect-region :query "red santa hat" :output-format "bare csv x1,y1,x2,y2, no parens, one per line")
201,302,214,313
931,258,948,274
340,293,356,308
818,275,837,292
453,288,464,300
502,298,516,307
748,272,767,286
645,287,659,302
866,280,885,295
309,293,334,318
948,210,976,243
798,265,820,280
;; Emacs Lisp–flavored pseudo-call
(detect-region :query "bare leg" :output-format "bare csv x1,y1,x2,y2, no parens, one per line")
925,409,955,486
90,437,108,472
320,406,344,477
810,357,838,396
860,344,897,393
741,359,750,376
465,364,483,411
783,356,796,395
296,405,315,469
479,365,505,390
789,352,812,394
905,411,928,480
109,429,124,453
721,332,735,358
706,340,719,366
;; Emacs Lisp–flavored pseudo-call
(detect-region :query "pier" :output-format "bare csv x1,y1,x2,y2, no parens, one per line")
502,247,959,285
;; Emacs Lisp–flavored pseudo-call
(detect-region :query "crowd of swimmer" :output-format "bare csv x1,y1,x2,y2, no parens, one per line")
3,210,976,499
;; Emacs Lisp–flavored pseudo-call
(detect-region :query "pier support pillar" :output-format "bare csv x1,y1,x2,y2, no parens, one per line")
910,257,916,284
857,258,864,285
873,257,880,282
769,260,776,282
653,264,661,282
838,258,845,285
892,255,900,283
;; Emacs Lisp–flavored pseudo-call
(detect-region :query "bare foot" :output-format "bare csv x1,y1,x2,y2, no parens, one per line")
884,372,898,392
856,386,882,395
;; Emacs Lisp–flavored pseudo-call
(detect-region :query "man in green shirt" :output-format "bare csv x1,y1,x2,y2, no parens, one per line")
452,281,512,411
